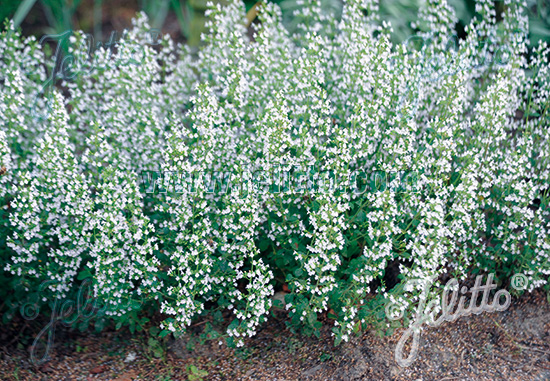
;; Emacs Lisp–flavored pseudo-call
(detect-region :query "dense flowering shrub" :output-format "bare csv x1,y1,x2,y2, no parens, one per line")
1,0,549,347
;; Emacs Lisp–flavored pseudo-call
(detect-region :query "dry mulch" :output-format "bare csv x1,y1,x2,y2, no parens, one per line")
1,290,549,380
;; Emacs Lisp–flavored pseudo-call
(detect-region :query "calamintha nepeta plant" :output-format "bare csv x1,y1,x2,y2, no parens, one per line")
0,0,549,347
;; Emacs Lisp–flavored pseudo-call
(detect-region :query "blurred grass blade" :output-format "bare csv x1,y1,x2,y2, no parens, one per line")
94,0,103,41
12,0,38,28
170,0,190,39
152,0,171,29
245,1,261,27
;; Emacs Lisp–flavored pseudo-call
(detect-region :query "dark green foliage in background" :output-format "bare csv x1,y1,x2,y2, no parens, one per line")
2,0,549,47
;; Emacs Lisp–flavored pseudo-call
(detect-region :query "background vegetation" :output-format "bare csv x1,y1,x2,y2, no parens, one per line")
2,0,549,46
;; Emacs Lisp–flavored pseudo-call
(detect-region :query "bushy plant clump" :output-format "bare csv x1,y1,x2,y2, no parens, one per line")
1,0,549,346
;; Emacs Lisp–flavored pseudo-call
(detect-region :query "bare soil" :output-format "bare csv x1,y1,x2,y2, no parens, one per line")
1,290,549,380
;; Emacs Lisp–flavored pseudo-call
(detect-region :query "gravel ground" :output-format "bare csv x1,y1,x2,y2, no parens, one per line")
1,290,549,380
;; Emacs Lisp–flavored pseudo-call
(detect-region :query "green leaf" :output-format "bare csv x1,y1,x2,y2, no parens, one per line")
77,269,92,281
307,310,317,325
259,239,270,251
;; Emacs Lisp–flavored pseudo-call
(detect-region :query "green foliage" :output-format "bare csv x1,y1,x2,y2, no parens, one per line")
186,364,209,381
